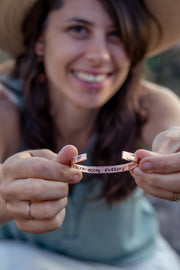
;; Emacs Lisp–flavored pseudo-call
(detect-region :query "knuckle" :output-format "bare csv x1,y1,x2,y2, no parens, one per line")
15,220,27,232
62,197,68,208
25,180,41,199
32,161,50,179
2,153,21,178
0,183,10,200
58,183,69,197
56,165,73,182
1,162,11,179
0,183,5,197
58,197,68,211
4,201,12,216
40,198,68,220
41,204,53,219
5,201,10,212
51,209,66,231
57,169,67,181
25,179,51,200
144,174,157,186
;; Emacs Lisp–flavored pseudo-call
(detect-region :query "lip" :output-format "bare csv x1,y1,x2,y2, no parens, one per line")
71,70,113,91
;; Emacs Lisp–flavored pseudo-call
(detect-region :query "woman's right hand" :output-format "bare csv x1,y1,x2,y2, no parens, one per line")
0,145,82,233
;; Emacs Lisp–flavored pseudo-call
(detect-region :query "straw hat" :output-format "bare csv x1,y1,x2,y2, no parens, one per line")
0,0,180,57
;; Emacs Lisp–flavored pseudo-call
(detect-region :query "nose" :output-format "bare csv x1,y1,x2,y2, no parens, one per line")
85,34,111,65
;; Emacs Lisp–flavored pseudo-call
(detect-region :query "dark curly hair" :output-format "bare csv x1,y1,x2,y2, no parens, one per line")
12,0,161,203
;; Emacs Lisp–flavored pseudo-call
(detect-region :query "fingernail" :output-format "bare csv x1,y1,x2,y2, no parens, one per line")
133,167,142,178
141,161,152,171
72,174,81,182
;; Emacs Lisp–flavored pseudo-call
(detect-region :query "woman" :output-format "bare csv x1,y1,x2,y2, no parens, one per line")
0,0,180,269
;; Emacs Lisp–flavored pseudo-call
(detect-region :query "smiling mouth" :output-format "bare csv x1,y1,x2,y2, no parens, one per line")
73,71,112,83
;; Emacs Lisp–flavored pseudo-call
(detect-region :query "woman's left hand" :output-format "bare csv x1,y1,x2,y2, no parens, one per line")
132,127,180,201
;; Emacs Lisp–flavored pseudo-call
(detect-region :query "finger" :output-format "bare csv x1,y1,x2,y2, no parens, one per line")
130,150,158,174
6,198,68,220
1,178,69,201
135,149,158,160
15,208,66,233
134,180,176,201
2,156,82,183
133,167,180,193
55,144,79,166
139,152,180,173
29,149,57,160
5,149,57,161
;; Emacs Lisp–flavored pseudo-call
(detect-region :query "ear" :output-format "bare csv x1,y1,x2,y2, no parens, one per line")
35,37,45,56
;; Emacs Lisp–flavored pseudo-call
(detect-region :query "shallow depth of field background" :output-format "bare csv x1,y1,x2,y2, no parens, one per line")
144,43,180,97
0,44,180,255
1,44,180,95
1,43,180,95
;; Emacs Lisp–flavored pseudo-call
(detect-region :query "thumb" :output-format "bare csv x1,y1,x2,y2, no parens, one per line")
134,149,163,173
128,149,157,175
135,149,158,161
55,145,79,166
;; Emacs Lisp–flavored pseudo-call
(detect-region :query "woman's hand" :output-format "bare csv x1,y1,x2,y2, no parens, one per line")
132,127,180,201
0,145,82,233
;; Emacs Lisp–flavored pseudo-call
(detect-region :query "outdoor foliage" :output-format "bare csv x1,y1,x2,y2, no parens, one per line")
144,44,180,96
1,45,180,96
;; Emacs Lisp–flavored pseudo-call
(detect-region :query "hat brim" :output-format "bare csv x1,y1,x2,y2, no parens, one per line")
0,0,37,57
145,0,180,57
0,0,180,58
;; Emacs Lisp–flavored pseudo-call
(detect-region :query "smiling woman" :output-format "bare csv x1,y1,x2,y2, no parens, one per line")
0,0,180,270
38,1,131,109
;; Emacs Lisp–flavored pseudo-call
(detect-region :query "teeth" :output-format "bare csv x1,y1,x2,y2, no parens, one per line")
75,72,107,82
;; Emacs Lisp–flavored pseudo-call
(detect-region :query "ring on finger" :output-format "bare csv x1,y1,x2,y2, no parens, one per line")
27,201,35,219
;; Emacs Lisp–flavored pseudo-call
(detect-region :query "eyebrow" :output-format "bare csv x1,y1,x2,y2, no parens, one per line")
66,18,94,26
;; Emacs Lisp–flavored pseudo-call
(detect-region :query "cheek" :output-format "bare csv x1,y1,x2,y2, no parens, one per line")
109,61,130,97
44,56,61,82
117,55,131,73
44,40,83,76
112,44,131,70
113,58,130,88
44,43,66,80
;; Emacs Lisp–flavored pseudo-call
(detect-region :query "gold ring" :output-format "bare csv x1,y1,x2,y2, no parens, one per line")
27,201,34,219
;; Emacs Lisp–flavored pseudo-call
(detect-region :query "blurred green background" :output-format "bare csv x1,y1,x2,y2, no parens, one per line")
0,44,180,96
0,49,10,63
144,43,180,96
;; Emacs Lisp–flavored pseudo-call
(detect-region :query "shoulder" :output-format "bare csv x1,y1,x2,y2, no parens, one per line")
0,82,20,106
139,80,180,146
0,85,20,162
140,80,180,107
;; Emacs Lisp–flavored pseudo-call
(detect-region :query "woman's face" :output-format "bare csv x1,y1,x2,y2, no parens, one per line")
37,0,131,109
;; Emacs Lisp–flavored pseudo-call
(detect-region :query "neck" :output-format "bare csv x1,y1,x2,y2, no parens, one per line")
50,94,99,152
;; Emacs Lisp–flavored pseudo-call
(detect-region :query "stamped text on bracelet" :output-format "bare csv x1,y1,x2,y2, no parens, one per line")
71,151,137,174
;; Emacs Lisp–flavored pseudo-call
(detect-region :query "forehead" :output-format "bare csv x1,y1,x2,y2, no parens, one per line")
49,0,113,26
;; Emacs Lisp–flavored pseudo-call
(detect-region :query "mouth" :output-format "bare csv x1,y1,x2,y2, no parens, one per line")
72,70,112,83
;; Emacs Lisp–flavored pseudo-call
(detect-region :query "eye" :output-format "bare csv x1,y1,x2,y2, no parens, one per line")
108,29,121,42
68,25,89,37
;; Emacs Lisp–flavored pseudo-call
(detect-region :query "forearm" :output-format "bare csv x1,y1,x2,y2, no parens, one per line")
0,164,13,225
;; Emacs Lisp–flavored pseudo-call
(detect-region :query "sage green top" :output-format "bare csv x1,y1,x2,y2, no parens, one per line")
0,77,159,266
